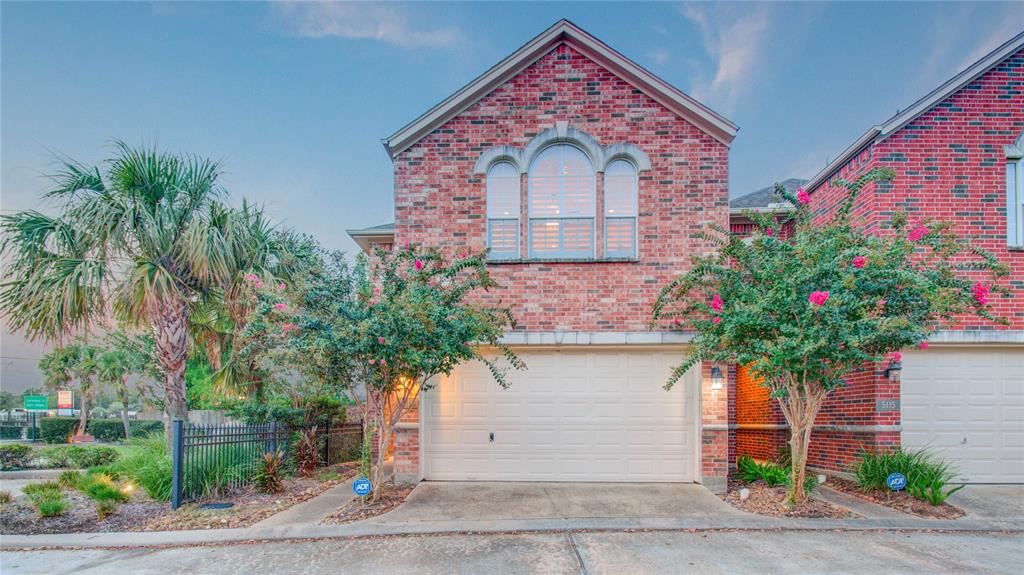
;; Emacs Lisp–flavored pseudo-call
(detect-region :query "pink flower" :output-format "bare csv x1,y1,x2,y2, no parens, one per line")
712,317,721,325
414,259,423,270
796,188,811,205
918,341,929,350
852,256,867,269
282,323,298,333
274,302,287,311
244,273,259,282
379,359,386,366
908,224,929,242
890,352,902,362
808,291,830,306
253,280,262,289
403,239,410,249
972,282,989,305
877,299,887,307
368,359,376,365
710,294,724,311
373,286,381,296
378,337,386,344
765,228,774,237
277,283,286,291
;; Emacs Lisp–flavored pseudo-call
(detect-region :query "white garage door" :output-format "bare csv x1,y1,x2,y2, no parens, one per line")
902,348,1024,483
422,348,698,482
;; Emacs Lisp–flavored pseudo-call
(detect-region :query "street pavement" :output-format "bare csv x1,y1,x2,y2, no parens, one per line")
2,529,1021,575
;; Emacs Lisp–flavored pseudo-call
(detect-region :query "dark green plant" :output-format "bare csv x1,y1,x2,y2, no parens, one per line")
0,444,32,470
907,460,965,505
294,427,320,477
106,434,172,501
0,425,22,440
853,448,964,505
37,445,71,467
57,470,82,489
35,496,68,518
653,169,1008,504
66,446,120,468
38,417,80,444
76,473,129,503
737,455,789,487
254,451,285,494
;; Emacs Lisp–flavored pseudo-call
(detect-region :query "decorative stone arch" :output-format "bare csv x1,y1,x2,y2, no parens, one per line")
521,123,605,173
601,143,652,172
1006,129,1024,160
472,145,524,174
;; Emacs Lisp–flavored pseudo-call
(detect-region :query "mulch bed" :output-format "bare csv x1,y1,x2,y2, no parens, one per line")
141,463,359,531
826,476,964,519
321,481,416,524
0,490,165,535
721,476,858,519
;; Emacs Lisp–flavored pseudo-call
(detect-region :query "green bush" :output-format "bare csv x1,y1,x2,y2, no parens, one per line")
35,496,68,517
737,454,819,493
23,480,68,517
853,448,965,506
23,480,61,496
0,425,22,440
66,446,120,468
57,470,82,489
0,490,11,505
105,434,172,501
85,419,163,442
0,444,32,470
96,498,118,520
36,446,71,468
76,473,129,503
39,417,79,444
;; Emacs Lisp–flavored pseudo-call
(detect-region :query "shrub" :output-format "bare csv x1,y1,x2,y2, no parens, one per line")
23,480,61,496
294,427,320,477
852,447,965,505
36,496,68,517
254,451,285,494
96,499,118,520
738,455,788,486
85,420,163,442
131,420,164,436
0,490,11,504
0,444,32,470
58,470,82,489
23,481,68,517
77,473,129,503
39,417,79,444
36,446,71,468
106,434,172,501
66,446,120,468
0,425,22,440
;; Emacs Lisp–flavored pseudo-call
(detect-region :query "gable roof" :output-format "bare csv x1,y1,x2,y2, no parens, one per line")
346,222,395,253
383,19,738,159
730,178,806,212
805,30,1024,192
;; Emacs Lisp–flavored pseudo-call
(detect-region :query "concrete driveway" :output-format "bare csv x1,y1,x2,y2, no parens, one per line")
366,481,743,523
949,486,1024,521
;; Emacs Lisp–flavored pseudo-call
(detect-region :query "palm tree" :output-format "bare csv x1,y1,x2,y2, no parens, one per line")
38,343,99,436
1,142,290,444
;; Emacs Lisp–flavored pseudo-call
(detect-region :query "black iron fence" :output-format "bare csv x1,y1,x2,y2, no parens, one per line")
171,420,363,508
0,412,50,440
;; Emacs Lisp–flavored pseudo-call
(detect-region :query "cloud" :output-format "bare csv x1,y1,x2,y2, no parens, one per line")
681,2,773,111
648,48,671,66
271,1,461,48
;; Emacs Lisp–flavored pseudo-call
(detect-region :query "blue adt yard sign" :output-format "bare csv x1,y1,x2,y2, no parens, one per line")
353,477,372,497
887,472,908,492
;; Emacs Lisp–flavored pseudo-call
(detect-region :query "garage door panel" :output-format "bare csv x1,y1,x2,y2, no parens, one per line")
423,348,697,482
902,348,1024,483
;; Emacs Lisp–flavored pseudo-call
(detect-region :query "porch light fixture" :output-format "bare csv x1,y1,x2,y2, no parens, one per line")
884,359,902,380
710,366,725,390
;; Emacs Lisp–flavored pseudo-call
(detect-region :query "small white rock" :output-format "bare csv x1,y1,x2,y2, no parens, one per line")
739,488,750,501
818,474,827,485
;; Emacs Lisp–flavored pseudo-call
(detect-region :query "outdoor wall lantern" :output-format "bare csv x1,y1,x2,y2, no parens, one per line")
884,359,903,381
710,366,725,390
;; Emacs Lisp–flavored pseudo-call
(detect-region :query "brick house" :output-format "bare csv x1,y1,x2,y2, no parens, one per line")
729,31,1024,483
348,20,737,491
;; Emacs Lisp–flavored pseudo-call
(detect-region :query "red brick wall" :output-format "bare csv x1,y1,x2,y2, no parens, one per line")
392,44,730,332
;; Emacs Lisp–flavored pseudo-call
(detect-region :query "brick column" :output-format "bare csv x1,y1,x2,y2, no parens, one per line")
700,362,729,493
393,402,421,484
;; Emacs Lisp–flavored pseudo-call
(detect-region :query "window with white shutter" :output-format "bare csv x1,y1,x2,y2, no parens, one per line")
1009,146,1024,248
486,161,520,259
527,145,595,258
604,159,638,258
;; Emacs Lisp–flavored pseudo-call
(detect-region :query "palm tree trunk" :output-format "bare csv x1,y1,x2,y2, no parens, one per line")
78,393,89,438
119,377,132,439
153,298,190,448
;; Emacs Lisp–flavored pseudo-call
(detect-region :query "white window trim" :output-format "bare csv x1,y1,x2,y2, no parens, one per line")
1007,133,1024,248
486,161,521,260
603,159,639,259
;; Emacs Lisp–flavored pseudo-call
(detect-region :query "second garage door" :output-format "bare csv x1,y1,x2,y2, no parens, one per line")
902,347,1024,483
422,348,699,482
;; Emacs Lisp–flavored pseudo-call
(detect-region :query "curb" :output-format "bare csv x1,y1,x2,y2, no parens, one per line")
2,515,1021,550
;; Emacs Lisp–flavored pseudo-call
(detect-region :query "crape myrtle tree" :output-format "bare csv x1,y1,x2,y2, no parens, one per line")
653,168,1007,504
0,142,299,446
246,244,523,500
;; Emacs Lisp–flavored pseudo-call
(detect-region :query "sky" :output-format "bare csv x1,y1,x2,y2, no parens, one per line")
2,1,1023,390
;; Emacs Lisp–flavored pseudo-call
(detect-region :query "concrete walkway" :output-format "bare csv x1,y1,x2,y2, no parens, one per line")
813,485,910,519
252,477,357,528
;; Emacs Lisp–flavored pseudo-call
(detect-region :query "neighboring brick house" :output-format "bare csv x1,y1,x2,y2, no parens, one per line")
348,20,738,491
728,178,805,237
729,31,1024,482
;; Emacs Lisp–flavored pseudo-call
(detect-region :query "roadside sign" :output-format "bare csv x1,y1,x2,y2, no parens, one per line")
57,389,74,416
887,472,907,492
23,395,48,411
353,477,372,497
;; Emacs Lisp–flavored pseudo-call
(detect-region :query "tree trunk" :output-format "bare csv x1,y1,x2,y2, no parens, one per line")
153,297,190,449
777,375,825,506
77,393,89,437
119,379,132,439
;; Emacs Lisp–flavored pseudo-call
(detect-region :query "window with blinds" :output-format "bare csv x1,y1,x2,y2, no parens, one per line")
604,159,637,258
527,145,596,258
486,161,520,259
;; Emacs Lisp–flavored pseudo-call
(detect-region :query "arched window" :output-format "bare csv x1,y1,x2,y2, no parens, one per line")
527,145,596,258
1008,132,1024,247
603,159,638,258
486,161,521,259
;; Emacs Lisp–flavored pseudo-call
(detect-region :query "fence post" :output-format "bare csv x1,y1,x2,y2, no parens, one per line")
270,421,278,454
171,419,184,510
322,429,330,466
